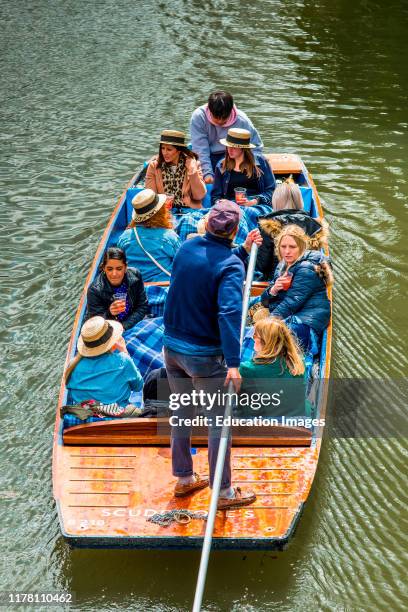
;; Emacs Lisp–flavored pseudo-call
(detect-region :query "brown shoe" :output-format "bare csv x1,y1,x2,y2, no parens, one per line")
174,473,209,497
217,487,256,510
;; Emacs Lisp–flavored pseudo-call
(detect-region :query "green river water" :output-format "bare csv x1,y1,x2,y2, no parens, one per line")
1,0,407,610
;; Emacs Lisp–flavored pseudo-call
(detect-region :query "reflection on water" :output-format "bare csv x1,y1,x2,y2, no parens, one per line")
1,0,407,609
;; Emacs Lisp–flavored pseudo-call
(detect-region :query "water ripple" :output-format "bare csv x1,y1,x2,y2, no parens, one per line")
1,0,407,609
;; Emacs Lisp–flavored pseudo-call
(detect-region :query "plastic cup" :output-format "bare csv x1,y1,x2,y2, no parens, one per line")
234,187,247,205
280,272,293,290
114,291,127,312
166,194,175,209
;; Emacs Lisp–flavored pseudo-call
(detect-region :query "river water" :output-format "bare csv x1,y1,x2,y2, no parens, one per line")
1,0,407,610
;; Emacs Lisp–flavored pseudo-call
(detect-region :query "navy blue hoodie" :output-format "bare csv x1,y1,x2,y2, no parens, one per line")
163,233,247,367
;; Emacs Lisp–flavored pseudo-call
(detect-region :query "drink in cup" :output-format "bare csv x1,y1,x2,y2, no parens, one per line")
280,272,293,290
114,291,127,313
234,187,247,205
166,194,175,209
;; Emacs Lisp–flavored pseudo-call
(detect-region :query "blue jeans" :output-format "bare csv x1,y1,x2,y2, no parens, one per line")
163,348,231,489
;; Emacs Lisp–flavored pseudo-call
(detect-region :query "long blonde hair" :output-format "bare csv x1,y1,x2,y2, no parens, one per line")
272,182,303,211
275,224,308,264
253,317,305,376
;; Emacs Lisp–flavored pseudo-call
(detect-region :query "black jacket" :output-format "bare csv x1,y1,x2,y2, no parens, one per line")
256,210,324,281
86,267,148,331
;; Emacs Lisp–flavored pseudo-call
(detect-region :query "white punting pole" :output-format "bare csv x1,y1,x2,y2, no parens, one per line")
192,243,258,612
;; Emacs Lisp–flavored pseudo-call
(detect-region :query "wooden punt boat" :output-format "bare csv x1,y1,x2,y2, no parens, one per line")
53,153,332,549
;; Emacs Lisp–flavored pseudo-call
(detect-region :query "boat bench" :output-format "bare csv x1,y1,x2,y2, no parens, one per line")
63,417,312,447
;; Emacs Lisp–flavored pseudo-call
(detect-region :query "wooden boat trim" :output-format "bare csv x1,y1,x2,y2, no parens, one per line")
264,153,304,174
53,153,332,549
62,418,312,447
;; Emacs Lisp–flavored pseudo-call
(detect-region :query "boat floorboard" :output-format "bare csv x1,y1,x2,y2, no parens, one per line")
55,444,319,547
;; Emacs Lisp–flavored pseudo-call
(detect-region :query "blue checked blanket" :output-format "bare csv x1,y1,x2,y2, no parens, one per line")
172,203,272,244
145,284,169,317
123,316,166,379
63,390,144,429
63,413,111,428
123,316,256,379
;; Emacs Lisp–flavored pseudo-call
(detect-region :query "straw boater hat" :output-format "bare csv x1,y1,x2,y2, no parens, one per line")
159,129,187,148
77,316,123,357
131,188,167,222
219,127,256,149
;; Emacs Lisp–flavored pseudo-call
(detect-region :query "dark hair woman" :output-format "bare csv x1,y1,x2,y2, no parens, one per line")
86,247,149,331
145,129,206,210
210,128,276,208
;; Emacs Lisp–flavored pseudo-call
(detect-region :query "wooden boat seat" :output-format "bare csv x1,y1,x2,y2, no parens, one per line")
144,280,269,297
63,417,312,447
265,153,303,175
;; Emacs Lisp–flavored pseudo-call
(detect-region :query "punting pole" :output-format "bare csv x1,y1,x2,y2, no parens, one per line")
192,243,259,612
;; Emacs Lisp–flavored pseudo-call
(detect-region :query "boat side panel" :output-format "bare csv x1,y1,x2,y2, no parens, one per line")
53,173,138,496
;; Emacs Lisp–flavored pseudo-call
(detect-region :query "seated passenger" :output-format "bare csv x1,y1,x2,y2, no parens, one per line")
65,316,143,406
190,90,263,183
145,129,206,210
86,247,148,331
239,317,308,418
256,181,329,281
260,225,333,351
117,189,181,282
211,128,275,208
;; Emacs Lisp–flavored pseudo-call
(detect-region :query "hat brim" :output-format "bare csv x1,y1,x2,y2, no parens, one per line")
77,320,124,357
132,193,167,222
219,138,256,149
160,139,187,148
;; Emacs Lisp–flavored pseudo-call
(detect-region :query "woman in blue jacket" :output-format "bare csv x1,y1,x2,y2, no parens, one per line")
210,128,275,209
66,316,143,407
117,189,181,282
261,224,333,350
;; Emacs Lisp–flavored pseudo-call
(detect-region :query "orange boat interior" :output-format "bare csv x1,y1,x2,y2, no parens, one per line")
53,153,330,548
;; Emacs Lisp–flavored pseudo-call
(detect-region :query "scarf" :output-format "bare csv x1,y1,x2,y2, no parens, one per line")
161,155,186,207
205,103,238,127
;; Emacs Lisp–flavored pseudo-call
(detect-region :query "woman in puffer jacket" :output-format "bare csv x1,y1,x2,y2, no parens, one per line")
260,224,333,350
256,181,329,281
